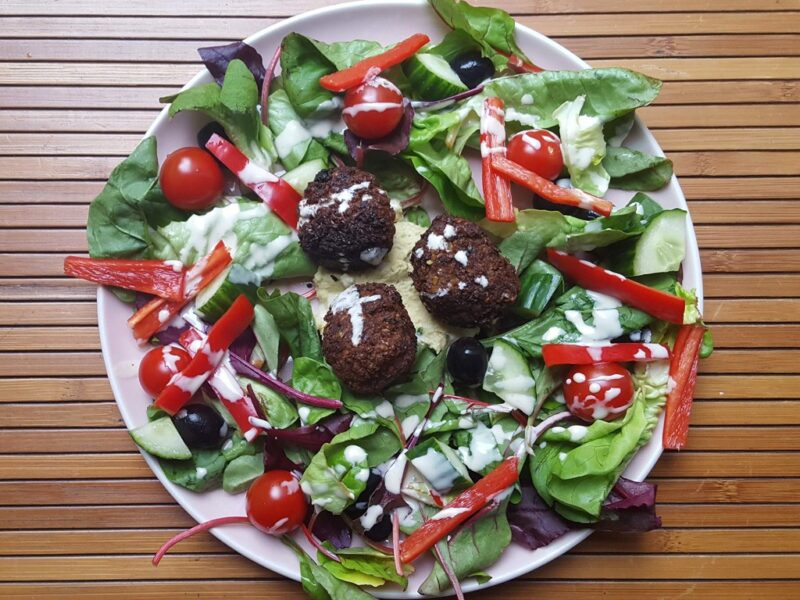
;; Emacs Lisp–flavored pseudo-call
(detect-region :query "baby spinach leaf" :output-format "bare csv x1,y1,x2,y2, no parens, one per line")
86,137,186,259
319,544,410,588
419,502,512,595
292,357,341,425
258,290,323,362
166,59,275,168
160,448,227,492
239,377,298,429
284,538,375,600
222,453,264,493
603,146,674,191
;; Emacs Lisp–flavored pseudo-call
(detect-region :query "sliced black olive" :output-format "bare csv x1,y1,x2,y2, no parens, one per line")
173,404,228,450
196,121,229,149
447,337,489,387
450,52,495,90
344,470,382,519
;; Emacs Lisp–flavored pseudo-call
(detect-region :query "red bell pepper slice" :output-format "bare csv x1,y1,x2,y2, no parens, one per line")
204,134,301,229
319,33,430,92
480,97,514,223
64,256,186,301
399,456,519,564
542,343,670,366
155,295,254,415
127,242,232,344
663,325,705,450
493,155,613,217
179,328,261,441
545,248,687,324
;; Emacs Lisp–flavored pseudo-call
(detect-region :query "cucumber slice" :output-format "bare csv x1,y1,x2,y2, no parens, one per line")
407,438,472,493
631,209,687,276
195,265,257,322
283,158,326,195
483,340,536,415
130,417,191,460
403,53,468,100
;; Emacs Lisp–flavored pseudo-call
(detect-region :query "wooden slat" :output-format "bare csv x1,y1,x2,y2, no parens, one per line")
0,302,98,325
3,0,798,16
0,278,96,300
0,403,122,428
0,326,99,350
710,324,800,347
703,299,800,322
0,378,111,402
700,249,800,272
704,274,800,297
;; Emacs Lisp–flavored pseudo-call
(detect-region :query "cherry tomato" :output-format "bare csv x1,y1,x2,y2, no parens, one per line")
343,77,404,140
159,147,224,211
138,344,191,397
507,129,564,181
246,471,308,535
563,362,635,423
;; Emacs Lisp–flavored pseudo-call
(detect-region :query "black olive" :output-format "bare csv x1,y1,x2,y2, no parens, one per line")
450,52,495,90
364,513,392,542
447,337,489,387
173,404,228,449
196,121,229,149
344,470,382,519
533,194,600,221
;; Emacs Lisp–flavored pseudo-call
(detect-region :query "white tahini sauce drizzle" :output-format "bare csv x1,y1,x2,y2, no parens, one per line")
431,506,471,521
330,285,381,346
342,102,403,117
275,120,312,158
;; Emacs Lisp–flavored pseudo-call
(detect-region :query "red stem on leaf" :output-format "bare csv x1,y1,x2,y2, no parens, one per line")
392,510,403,577
261,45,281,126
301,523,341,562
152,515,250,565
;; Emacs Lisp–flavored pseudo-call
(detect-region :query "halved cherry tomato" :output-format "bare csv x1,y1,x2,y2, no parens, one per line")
507,129,563,181
138,344,191,397
246,471,308,534
563,362,634,423
343,77,404,140
160,147,224,211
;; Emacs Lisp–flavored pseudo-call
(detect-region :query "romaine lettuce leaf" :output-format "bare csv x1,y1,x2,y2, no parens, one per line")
553,95,610,196
267,88,329,171
603,145,674,191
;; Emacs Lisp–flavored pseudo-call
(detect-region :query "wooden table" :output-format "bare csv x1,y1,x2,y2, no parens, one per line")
1,0,798,598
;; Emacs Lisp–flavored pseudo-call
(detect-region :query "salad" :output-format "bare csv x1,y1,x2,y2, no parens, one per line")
64,0,714,597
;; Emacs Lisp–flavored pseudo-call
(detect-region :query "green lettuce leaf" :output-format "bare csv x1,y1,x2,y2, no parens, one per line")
222,453,264,493
238,377,298,429
151,200,315,283
483,68,662,130
553,95,610,196
267,89,330,171
319,544,411,588
166,59,275,168
284,538,376,600
86,137,187,259
252,304,280,375
603,146,674,191
291,357,341,425
257,290,323,361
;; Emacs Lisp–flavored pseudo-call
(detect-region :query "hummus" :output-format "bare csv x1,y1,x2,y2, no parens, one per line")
313,220,473,352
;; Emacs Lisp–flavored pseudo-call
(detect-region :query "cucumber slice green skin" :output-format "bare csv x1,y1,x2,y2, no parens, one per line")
482,340,536,415
403,53,468,100
130,417,192,460
195,265,257,322
631,209,687,276
283,158,326,195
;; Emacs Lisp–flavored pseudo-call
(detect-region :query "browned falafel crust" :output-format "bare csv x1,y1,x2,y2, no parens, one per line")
410,215,519,328
322,283,416,395
298,167,395,272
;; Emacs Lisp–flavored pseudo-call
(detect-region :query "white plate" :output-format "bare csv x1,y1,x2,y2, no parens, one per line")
98,1,703,596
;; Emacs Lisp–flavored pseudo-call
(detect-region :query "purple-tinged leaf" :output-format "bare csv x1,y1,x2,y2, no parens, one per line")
596,477,662,532
229,327,256,362
263,437,302,472
263,414,352,452
507,484,572,550
344,101,414,167
312,511,352,549
198,41,266,90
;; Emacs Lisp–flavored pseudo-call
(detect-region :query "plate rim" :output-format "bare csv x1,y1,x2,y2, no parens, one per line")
97,0,702,596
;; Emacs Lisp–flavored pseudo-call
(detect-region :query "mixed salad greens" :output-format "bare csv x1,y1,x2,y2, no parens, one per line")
65,0,714,597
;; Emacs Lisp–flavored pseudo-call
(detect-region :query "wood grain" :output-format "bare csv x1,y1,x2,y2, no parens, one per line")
0,0,797,598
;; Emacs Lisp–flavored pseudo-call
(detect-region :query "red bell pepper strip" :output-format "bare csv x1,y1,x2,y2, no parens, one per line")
319,33,430,92
663,325,705,450
127,242,232,344
496,49,544,73
179,328,261,441
204,133,301,229
542,343,670,366
64,256,186,301
399,456,519,565
480,97,514,223
492,155,613,217
545,248,687,324
155,295,254,415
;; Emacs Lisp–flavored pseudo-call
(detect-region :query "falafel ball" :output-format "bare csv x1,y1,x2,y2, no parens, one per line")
322,283,416,395
298,167,395,272
410,215,519,328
